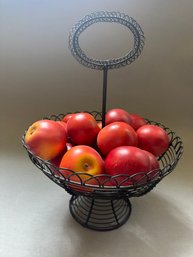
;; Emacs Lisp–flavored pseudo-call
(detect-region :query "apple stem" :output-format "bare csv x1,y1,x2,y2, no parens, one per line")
83,163,90,171
102,66,108,128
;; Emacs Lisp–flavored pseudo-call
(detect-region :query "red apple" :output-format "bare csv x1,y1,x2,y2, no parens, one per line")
143,150,160,181
105,108,132,125
137,124,170,156
97,122,138,156
24,120,67,160
59,145,105,185
50,143,74,168
49,142,74,177
67,112,100,146
62,113,75,123
130,113,147,130
56,120,73,142
97,121,102,130
49,148,67,170
105,146,150,186
56,121,67,133
143,150,160,171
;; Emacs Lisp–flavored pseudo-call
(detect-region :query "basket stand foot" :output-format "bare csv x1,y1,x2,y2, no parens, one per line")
69,195,132,231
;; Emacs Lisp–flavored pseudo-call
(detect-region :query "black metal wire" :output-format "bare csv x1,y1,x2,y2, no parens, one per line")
69,11,145,134
102,67,108,127
69,11,145,70
69,195,132,231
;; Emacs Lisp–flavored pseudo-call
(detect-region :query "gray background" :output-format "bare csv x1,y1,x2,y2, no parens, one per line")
0,1,193,257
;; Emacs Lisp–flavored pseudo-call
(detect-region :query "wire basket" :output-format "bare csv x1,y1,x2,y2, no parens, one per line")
22,111,183,231
22,12,183,231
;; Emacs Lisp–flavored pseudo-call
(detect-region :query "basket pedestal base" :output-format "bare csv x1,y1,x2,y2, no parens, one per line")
69,195,132,231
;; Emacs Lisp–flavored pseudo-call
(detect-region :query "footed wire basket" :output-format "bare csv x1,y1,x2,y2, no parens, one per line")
22,12,183,231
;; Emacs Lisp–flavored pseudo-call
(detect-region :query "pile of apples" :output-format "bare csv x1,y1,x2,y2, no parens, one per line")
24,108,170,187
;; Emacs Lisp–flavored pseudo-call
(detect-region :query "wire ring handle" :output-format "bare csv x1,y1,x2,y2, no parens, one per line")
69,11,145,70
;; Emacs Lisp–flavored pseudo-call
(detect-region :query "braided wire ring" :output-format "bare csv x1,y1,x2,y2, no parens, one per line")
69,11,145,70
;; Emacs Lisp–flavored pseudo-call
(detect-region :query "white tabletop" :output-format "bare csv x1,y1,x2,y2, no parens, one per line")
0,140,192,257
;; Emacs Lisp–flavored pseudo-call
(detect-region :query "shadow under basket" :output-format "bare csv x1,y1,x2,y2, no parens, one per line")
22,111,183,231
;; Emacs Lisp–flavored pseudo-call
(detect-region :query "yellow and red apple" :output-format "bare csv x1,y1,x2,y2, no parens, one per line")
59,145,104,184
24,119,67,160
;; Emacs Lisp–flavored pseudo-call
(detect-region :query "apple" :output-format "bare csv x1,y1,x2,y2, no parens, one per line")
62,113,75,123
105,108,132,125
143,150,160,171
67,112,100,146
137,124,170,156
50,143,74,167
24,119,67,160
56,121,67,133
105,146,150,186
97,121,102,130
130,113,147,130
59,145,105,185
50,149,67,167
142,150,160,182
97,122,138,156
49,142,74,177
56,120,73,142
66,142,74,151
